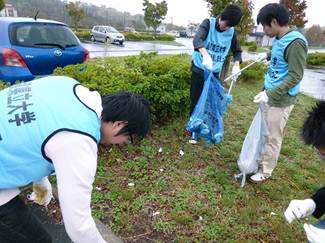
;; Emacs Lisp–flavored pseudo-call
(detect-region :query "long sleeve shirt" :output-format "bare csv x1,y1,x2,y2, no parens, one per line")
0,85,106,243
266,30,308,107
193,17,242,63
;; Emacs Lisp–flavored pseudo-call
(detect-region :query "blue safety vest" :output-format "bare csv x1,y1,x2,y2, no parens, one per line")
0,76,101,189
264,30,308,96
192,17,234,73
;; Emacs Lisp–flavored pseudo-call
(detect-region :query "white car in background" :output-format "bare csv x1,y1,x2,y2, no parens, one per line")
168,30,180,37
90,25,125,45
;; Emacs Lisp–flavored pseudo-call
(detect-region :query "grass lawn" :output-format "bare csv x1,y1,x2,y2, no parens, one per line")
91,79,323,242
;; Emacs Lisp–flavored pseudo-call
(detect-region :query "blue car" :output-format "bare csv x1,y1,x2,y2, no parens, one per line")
0,17,89,84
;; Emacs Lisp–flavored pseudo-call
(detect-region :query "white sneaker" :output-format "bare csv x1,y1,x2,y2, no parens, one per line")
249,172,270,183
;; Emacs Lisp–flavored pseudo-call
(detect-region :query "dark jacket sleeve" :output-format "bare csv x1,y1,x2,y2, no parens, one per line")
230,31,242,63
193,19,210,51
312,186,325,218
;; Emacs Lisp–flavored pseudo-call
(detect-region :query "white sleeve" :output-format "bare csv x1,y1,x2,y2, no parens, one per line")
45,131,106,243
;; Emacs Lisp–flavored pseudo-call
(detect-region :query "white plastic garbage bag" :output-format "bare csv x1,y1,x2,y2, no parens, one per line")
27,176,53,206
235,103,268,187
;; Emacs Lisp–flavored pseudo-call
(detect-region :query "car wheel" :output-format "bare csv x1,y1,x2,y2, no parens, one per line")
119,41,124,46
105,37,111,44
90,35,95,42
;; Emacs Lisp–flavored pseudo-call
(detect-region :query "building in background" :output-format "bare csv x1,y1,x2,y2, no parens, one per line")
0,3,18,17
246,25,273,47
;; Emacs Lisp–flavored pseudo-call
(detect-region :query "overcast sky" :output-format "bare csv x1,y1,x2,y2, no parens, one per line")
80,0,324,28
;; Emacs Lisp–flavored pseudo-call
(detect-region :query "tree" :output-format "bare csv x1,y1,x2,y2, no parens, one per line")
143,0,168,36
305,25,323,47
234,0,254,43
64,1,85,31
205,0,234,16
0,0,5,11
280,0,307,28
187,22,200,36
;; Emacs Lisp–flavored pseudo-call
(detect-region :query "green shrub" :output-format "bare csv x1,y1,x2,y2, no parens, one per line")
238,60,267,83
157,34,176,41
53,53,191,119
247,42,258,52
74,30,91,42
243,41,255,46
307,52,325,66
124,32,175,41
123,32,153,41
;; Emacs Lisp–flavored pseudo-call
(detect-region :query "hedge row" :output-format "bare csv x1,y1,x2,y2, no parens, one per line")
74,30,91,42
237,60,267,82
306,52,325,66
123,32,175,41
53,53,191,119
0,54,268,119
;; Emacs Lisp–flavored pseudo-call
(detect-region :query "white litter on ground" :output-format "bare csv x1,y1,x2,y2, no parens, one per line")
152,211,160,217
158,147,163,153
95,186,102,191
270,212,277,216
159,168,164,172
128,182,135,187
179,150,185,156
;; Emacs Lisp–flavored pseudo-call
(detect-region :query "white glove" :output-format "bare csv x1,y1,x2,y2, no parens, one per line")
202,54,213,70
231,63,241,82
284,199,316,224
253,91,269,103
27,177,53,207
304,224,325,243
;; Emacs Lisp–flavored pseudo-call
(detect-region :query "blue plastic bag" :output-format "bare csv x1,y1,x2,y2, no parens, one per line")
186,71,232,144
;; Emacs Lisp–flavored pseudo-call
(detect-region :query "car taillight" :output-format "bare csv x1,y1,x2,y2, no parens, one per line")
2,48,27,67
83,48,89,62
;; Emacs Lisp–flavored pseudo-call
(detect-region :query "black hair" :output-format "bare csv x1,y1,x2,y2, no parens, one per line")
101,91,150,141
220,4,243,27
302,101,325,148
257,3,289,27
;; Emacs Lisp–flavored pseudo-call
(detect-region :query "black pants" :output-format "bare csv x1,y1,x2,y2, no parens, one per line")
0,196,52,243
190,63,219,115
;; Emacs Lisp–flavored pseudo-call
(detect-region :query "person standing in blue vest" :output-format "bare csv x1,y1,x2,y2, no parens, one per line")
189,4,243,143
0,76,150,243
248,3,308,183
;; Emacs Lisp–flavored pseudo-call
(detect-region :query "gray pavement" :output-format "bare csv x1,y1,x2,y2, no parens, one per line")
29,203,123,243
28,186,123,243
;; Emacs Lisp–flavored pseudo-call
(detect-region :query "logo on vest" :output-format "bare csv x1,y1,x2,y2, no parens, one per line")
6,83,37,127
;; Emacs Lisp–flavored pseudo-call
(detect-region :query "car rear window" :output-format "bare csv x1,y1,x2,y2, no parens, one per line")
9,23,80,48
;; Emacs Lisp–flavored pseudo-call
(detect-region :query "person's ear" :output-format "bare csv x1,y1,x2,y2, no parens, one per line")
271,18,278,27
112,121,127,129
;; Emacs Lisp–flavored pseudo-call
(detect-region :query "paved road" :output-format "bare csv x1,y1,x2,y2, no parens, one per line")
83,38,192,58
301,67,325,100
